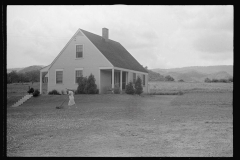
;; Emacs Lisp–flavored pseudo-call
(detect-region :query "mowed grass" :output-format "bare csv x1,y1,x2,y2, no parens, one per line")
7,82,233,156
7,83,36,107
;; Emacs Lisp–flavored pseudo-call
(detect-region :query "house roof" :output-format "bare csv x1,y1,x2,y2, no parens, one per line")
80,29,148,73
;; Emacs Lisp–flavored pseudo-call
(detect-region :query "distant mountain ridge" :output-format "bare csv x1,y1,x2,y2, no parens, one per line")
7,65,45,73
150,65,233,82
7,68,22,73
151,65,233,75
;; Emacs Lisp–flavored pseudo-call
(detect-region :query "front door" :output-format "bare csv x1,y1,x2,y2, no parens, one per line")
122,72,126,90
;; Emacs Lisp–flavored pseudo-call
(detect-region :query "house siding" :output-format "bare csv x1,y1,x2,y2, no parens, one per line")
48,31,113,93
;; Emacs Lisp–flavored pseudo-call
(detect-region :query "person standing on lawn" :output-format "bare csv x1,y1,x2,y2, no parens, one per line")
66,88,76,108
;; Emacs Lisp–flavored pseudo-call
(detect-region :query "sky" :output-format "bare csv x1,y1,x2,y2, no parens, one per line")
7,5,233,69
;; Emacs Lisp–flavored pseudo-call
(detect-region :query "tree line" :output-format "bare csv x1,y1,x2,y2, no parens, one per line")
7,70,42,84
204,77,233,83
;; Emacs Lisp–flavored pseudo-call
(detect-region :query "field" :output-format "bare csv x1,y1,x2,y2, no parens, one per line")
148,81,233,93
7,82,233,157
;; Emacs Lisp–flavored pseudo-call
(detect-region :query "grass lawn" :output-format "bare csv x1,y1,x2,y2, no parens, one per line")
7,84,32,108
7,82,46,107
7,89,233,156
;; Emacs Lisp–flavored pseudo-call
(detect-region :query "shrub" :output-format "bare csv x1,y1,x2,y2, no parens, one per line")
165,75,174,81
104,86,113,94
178,91,184,95
135,76,143,95
61,90,66,95
178,79,184,82
84,74,98,94
48,89,61,95
204,78,211,83
125,82,135,95
27,87,34,94
211,79,219,83
74,90,78,94
219,79,228,83
76,76,88,94
76,74,98,94
33,89,40,97
113,83,120,94
228,77,233,82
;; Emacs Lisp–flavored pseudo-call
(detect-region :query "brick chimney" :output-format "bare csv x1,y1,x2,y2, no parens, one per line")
102,28,109,42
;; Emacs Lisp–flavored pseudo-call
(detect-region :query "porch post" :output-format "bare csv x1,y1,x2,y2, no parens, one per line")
146,74,149,93
120,70,122,92
40,71,42,94
112,68,114,89
99,69,101,94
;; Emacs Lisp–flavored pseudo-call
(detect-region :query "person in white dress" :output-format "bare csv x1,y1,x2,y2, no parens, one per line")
66,89,76,108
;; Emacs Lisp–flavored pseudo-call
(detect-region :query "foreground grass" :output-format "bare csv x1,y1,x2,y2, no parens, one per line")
7,93,233,157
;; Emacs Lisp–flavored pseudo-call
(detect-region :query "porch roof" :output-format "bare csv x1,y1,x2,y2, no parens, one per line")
40,65,50,72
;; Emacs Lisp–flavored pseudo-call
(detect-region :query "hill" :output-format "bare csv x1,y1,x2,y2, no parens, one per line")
203,71,232,80
148,70,165,81
18,65,45,73
7,68,22,73
152,65,233,75
7,65,45,73
150,65,233,82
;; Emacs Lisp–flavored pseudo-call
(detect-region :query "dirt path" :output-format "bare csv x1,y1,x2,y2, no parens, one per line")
7,93,233,157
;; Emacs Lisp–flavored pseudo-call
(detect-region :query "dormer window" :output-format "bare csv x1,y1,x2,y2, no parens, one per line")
76,44,83,58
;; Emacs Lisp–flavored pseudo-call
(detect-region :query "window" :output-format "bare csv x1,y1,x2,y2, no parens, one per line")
143,74,145,86
76,45,83,58
56,70,63,84
75,69,83,83
133,73,136,83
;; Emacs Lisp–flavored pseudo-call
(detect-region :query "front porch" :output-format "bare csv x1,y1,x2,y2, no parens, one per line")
99,68,128,94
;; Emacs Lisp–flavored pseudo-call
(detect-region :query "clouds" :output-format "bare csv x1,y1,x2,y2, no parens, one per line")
172,5,233,31
157,5,233,68
7,6,74,67
182,6,234,63
193,31,233,53
180,6,233,50
7,5,233,69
